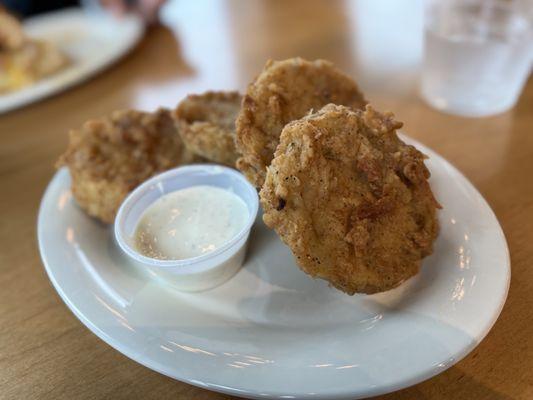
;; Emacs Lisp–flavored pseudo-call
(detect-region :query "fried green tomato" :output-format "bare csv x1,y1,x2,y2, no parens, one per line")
236,58,366,187
175,91,241,167
260,104,440,294
57,109,199,224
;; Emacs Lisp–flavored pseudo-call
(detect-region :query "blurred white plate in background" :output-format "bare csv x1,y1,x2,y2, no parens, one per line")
0,8,143,114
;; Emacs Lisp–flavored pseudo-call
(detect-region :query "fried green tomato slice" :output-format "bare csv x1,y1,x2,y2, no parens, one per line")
236,58,367,188
260,104,440,294
57,109,200,224
175,91,241,167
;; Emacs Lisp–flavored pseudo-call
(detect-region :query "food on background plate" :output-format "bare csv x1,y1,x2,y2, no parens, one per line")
0,8,70,94
235,57,367,188
260,104,440,294
0,8,25,50
174,91,241,167
57,109,201,224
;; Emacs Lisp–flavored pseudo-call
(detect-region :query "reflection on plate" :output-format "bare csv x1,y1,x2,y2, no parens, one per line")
38,136,509,399
0,8,143,113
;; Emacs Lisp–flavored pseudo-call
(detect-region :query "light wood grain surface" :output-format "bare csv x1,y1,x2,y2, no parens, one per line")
1,1,532,399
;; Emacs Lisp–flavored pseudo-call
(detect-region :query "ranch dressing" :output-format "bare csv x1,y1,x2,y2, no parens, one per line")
134,185,248,260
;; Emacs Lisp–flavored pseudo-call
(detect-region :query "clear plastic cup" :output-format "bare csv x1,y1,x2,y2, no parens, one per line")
420,0,532,117
114,165,259,292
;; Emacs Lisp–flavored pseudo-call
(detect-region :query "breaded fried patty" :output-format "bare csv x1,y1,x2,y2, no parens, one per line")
175,91,241,167
260,104,440,294
235,58,366,187
57,109,199,223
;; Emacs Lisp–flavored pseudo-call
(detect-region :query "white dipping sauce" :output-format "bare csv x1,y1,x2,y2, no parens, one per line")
134,185,249,260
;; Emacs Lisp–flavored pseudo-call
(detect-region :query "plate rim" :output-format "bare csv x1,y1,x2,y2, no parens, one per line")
37,137,511,399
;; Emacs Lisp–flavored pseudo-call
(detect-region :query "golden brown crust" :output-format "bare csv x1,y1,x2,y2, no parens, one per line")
260,104,440,294
57,109,200,224
174,91,241,167
235,58,367,187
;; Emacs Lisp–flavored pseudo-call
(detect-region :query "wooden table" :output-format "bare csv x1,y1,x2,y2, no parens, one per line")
1,1,531,399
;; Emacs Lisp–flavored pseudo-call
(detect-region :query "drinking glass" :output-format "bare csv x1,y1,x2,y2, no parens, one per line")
420,0,532,117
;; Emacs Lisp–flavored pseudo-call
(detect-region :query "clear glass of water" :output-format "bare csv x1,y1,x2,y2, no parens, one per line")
420,0,532,117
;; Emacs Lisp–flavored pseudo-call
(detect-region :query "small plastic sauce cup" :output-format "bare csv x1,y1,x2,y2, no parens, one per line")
114,164,259,292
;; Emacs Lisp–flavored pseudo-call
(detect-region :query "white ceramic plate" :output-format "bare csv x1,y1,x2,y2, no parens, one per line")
0,8,143,114
38,138,510,399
